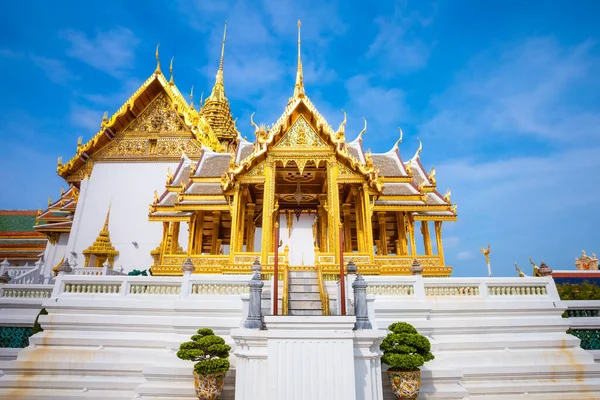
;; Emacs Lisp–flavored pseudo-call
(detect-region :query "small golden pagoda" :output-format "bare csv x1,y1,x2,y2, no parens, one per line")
149,22,457,277
83,207,119,268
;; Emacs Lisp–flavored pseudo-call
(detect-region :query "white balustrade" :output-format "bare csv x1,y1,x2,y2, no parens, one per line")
367,284,414,296
425,285,480,296
0,284,53,299
488,285,547,296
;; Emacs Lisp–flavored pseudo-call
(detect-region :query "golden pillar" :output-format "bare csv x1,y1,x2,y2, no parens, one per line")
361,183,375,260
245,203,256,252
342,203,352,252
327,160,341,263
396,212,408,255
228,183,242,254
187,213,196,254
407,214,416,257
260,160,276,264
435,221,445,265
377,212,388,255
170,222,180,253
211,211,221,254
421,221,432,255
353,187,365,252
193,211,204,254
317,194,328,252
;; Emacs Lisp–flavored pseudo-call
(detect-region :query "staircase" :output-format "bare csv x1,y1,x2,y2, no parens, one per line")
287,270,323,316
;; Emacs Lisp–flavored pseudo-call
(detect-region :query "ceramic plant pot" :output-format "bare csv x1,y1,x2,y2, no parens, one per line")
387,369,421,399
193,371,226,400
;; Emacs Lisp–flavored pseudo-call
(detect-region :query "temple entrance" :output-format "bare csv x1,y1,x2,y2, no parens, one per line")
279,212,316,266
273,159,325,268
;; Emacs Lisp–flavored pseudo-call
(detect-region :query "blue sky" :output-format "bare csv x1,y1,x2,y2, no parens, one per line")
1,0,599,277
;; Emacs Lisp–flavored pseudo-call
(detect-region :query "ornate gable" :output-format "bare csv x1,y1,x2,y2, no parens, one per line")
94,92,202,162
273,114,329,149
123,93,188,134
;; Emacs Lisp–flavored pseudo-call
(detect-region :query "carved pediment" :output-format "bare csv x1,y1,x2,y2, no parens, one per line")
274,115,329,149
124,92,188,134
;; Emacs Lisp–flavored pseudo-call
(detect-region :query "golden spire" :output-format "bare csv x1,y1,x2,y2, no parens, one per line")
102,205,111,233
393,127,403,150
208,22,227,102
293,20,305,98
155,44,161,75
169,56,174,84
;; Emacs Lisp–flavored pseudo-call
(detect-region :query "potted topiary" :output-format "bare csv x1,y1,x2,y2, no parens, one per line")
177,328,231,400
380,322,434,399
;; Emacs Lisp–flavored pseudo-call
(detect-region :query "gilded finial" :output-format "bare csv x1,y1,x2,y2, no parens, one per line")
443,188,451,203
101,111,109,127
57,156,63,168
451,202,458,214
199,92,204,108
166,167,174,185
413,138,422,160
77,136,83,150
357,117,367,141
515,262,525,277
47,197,52,207
393,127,403,150
155,44,161,74
428,166,436,185
60,187,65,196
250,112,259,132
405,159,412,176
153,190,159,205
169,56,174,84
336,109,346,136
293,19,305,98
480,244,491,264
189,85,195,110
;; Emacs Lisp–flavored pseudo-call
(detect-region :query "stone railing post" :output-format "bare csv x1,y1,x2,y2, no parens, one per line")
51,259,73,298
410,258,423,275
353,273,372,330
0,258,10,278
181,257,194,298
346,259,357,315
244,259,264,329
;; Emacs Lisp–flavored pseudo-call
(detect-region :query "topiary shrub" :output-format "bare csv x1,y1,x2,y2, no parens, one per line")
380,322,434,371
176,328,231,376
31,308,48,336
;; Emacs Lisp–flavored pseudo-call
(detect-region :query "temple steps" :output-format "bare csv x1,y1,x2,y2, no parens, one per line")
287,271,323,316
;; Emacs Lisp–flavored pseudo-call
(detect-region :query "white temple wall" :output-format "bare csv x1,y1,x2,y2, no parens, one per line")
65,162,179,273
41,232,69,276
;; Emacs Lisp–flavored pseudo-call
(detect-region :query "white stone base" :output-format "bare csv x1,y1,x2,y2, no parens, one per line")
232,316,385,400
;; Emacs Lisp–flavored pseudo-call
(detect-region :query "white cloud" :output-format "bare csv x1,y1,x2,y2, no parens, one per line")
30,55,78,85
437,146,600,276
344,74,409,144
61,27,140,77
70,105,103,133
367,2,435,74
420,37,600,146
456,251,474,261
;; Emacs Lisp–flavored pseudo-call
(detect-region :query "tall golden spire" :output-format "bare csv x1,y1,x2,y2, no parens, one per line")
208,22,227,102
293,20,305,98
201,21,238,145
102,205,111,232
